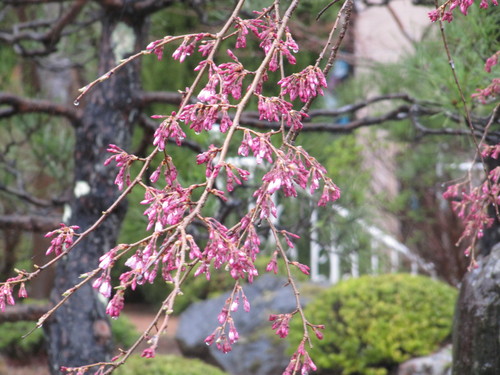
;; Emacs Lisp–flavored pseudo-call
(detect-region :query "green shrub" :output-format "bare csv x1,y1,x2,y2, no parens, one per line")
0,321,44,358
111,314,140,349
0,312,138,358
290,274,457,375
114,354,228,375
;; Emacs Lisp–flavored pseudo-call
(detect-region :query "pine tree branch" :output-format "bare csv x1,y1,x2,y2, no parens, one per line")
0,214,60,232
0,92,80,124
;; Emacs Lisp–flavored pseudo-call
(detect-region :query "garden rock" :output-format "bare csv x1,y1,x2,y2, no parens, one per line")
175,274,322,375
398,345,452,375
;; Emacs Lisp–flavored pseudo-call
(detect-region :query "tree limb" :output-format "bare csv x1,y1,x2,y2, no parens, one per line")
0,214,60,232
0,183,67,207
0,0,89,56
240,103,497,138
138,114,204,153
0,92,80,125
0,303,51,323
136,90,184,107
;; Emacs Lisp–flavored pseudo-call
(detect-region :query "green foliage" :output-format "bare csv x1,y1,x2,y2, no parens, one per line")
114,354,228,375
111,314,140,349
0,321,44,359
290,274,457,375
0,313,138,359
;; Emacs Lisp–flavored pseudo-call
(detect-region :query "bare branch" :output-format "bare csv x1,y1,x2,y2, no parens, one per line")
98,0,176,15
0,0,89,56
240,102,497,138
0,183,66,207
3,0,71,4
0,214,60,232
138,114,204,153
136,90,184,107
0,92,80,124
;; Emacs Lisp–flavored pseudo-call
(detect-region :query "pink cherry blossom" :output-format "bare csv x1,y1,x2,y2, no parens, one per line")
269,313,292,338
151,113,186,150
104,144,137,190
45,223,80,256
278,65,328,103
106,291,124,318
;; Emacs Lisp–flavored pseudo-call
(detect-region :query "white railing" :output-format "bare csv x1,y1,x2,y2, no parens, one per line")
310,206,436,284
225,156,436,284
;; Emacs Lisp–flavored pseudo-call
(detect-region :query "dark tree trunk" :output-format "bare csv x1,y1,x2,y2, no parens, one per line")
452,245,500,374
452,157,500,375
44,12,145,374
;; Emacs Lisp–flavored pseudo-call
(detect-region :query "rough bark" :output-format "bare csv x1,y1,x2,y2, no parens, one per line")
452,156,500,375
43,12,144,374
452,244,500,375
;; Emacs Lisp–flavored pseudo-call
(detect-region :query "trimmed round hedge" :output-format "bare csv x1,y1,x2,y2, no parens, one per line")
291,273,457,375
114,354,228,375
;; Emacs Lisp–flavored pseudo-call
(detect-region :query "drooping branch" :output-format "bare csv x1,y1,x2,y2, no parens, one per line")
0,92,80,124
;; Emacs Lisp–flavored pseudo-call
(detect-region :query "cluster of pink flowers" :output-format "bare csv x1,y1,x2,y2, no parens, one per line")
35,5,344,373
106,290,124,318
443,164,500,261
256,149,340,204
194,218,259,283
481,143,500,159
484,51,499,73
283,342,318,375
218,50,251,100
196,144,221,178
222,162,250,192
104,144,137,190
472,51,499,103
141,186,191,231
0,276,27,312
258,96,293,123
269,313,292,338
204,287,250,353
179,101,232,134
279,65,328,103
472,78,500,104
150,157,178,186
234,10,298,70
151,113,186,150
429,0,498,22
146,39,165,60
238,131,274,164
172,34,207,62
45,223,80,256
257,96,308,131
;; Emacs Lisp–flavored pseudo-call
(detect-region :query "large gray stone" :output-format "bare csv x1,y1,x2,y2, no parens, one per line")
398,345,452,375
175,274,322,375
